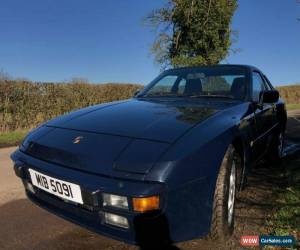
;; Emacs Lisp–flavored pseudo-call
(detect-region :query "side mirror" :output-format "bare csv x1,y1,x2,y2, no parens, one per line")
259,90,279,104
134,90,141,97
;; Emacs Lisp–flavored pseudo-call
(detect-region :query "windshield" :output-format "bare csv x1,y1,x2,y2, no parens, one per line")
140,67,247,100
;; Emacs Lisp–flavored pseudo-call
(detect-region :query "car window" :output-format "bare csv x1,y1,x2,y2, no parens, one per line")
252,72,266,102
263,75,274,90
261,75,271,91
177,78,187,94
202,75,244,92
141,66,247,100
263,82,271,90
146,75,178,96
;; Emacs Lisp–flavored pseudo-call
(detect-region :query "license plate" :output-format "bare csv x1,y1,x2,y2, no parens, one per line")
28,169,83,204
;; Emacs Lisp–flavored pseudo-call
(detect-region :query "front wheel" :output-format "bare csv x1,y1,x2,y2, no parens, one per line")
210,145,240,240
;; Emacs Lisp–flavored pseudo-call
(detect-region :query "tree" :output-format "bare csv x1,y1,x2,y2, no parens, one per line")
146,0,238,68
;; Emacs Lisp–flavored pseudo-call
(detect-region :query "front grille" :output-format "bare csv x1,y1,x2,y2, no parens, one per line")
25,142,82,169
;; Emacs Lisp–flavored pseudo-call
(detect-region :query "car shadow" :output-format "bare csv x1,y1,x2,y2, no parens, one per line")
0,198,181,250
133,212,180,250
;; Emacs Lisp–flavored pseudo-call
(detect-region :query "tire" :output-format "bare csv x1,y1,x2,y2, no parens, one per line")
210,145,240,240
267,131,284,162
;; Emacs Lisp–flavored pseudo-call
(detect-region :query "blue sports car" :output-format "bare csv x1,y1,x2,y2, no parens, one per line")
11,65,287,247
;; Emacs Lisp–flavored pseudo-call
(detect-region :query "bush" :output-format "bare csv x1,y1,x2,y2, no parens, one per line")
0,80,299,133
0,80,141,132
277,85,300,104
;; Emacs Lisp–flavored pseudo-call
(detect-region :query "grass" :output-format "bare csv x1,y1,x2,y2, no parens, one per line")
271,187,300,235
267,155,300,248
286,103,300,110
0,130,28,148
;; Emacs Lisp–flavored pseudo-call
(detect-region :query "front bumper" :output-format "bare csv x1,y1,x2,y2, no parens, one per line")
12,149,166,245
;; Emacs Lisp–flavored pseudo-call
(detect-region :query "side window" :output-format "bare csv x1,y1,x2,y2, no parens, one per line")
252,72,265,102
147,75,178,95
177,78,186,94
264,82,271,91
263,75,273,90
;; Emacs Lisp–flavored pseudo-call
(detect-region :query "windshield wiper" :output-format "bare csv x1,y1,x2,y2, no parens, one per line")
140,93,236,100
141,93,188,98
188,94,235,99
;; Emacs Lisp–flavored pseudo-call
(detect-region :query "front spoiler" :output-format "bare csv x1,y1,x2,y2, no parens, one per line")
25,187,137,244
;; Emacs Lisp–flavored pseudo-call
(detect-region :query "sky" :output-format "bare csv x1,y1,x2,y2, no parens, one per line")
0,0,299,86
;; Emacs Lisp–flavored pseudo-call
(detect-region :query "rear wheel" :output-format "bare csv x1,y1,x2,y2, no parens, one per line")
210,145,241,240
277,132,284,157
267,131,284,162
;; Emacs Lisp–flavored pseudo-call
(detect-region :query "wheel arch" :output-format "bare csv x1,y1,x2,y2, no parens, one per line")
232,136,245,160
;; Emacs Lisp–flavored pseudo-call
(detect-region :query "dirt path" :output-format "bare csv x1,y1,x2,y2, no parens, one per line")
0,112,299,250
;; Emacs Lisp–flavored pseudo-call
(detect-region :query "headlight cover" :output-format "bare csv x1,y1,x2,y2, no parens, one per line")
103,212,129,229
102,193,128,209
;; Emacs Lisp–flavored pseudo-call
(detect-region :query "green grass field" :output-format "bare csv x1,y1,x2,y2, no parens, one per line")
0,130,28,148
272,186,300,236
286,103,300,110
266,157,300,246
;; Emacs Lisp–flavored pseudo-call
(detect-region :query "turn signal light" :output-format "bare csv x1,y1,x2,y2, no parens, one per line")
132,195,160,212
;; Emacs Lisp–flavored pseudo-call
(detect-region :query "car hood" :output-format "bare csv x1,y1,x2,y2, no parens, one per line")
46,99,218,143
21,99,228,176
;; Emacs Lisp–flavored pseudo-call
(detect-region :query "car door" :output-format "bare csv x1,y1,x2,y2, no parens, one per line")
252,71,275,161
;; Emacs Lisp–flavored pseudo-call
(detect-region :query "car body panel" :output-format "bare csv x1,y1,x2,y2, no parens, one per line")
22,100,228,176
24,127,132,177
47,99,219,143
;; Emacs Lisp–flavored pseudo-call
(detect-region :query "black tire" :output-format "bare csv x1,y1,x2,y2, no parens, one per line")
210,145,241,240
267,131,284,163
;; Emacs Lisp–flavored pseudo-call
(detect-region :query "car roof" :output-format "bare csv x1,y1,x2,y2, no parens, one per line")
165,64,261,72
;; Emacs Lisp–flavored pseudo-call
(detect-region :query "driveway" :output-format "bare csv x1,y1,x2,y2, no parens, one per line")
1,111,299,250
